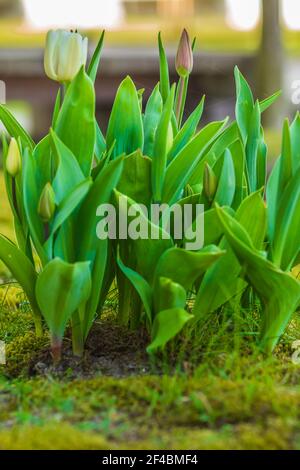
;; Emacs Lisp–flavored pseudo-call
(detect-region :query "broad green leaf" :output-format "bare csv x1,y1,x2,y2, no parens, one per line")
155,277,186,313
51,178,92,234
82,237,108,339
154,245,224,291
0,104,35,150
162,119,227,205
272,165,300,271
158,32,170,103
256,136,267,191
117,150,152,206
290,112,300,173
36,258,91,341
143,83,163,157
168,96,205,161
147,308,193,353
106,76,144,158
216,206,300,354
22,148,47,264
194,191,266,318
266,156,280,242
55,67,96,176
33,135,52,188
236,189,267,249
229,139,246,209
51,89,61,128
87,30,105,83
76,156,124,263
213,149,236,207
278,118,293,198
95,122,106,161
189,122,239,190
245,101,261,192
114,191,173,283
259,90,282,114
0,234,40,322
50,129,85,204
203,207,234,245
117,250,153,323
152,85,175,202
234,66,254,144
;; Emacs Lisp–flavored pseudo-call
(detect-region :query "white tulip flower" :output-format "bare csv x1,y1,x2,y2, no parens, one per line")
44,29,88,83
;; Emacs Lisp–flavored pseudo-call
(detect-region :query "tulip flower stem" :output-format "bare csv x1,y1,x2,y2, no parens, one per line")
11,177,20,220
51,335,62,363
33,314,43,338
72,311,84,357
175,77,189,128
44,223,50,241
60,83,68,101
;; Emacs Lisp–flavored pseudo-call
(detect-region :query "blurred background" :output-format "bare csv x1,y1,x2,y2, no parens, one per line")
0,0,300,150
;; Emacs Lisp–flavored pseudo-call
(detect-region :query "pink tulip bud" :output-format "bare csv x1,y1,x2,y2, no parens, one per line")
176,29,193,78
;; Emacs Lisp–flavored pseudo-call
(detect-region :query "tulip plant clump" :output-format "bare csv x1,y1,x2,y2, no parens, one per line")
0,28,299,362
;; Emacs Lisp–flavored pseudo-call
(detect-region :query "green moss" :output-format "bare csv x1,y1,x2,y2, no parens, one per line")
0,300,49,378
0,417,298,450
1,353,300,449
0,423,111,450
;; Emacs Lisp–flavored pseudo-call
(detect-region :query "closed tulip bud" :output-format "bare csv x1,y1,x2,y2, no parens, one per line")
6,138,21,177
176,29,193,78
203,163,217,201
38,183,56,223
44,29,88,83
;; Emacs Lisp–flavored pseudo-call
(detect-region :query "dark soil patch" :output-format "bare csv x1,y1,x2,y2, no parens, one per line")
28,321,153,379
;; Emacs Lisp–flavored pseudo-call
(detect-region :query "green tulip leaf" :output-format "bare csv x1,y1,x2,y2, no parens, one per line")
152,85,175,201
50,129,85,204
87,30,105,83
216,206,300,354
36,258,92,341
168,96,205,161
143,83,163,158
162,119,227,205
154,245,224,291
117,150,152,206
106,76,144,158
55,67,96,176
0,234,40,322
147,308,193,353
117,250,153,323
0,104,35,151
155,277,186,313
158,32,170,103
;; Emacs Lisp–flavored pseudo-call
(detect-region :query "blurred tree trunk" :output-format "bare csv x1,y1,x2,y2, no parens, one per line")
257,0,283,128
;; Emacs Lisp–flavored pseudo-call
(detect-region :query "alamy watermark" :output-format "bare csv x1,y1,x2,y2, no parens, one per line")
0,80,6,104
291,80,300,105
96,196,204,251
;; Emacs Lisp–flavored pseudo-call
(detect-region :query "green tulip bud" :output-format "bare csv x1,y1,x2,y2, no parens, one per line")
175,29,193,78
6,138,21,177
203,163,217,201
44,29,88,83
38,182,56,223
